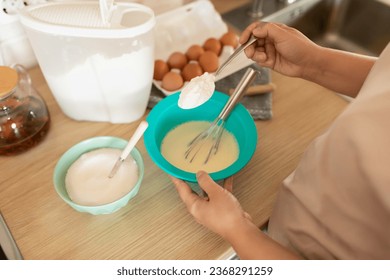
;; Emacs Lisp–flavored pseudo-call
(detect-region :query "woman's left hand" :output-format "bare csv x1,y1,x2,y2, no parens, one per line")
170,171,252,241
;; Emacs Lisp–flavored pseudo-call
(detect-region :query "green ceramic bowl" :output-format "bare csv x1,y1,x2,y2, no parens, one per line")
144,91,258,183
53,136,144,215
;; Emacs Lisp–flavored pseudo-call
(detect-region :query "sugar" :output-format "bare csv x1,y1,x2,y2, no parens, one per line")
65,148,139,206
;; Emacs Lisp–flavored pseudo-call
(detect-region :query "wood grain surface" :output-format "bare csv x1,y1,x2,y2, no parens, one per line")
0,0,348,259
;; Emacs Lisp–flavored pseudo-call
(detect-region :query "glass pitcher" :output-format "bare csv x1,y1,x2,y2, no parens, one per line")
0,64,50,155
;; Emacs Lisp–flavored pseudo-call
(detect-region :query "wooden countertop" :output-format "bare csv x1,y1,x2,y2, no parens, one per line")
0,0,348,259
0,67,347,259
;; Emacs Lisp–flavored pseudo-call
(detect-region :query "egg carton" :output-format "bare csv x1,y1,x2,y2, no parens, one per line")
153,45,237,96
152,0,253,96
154,0,227,60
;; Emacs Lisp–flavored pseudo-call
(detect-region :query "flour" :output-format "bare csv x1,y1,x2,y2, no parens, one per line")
178,72,215,109
45,47,153,123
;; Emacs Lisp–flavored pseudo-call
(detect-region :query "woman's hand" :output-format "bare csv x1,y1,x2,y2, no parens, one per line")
171,171,301,259
240,22,320,78
170,171,252,241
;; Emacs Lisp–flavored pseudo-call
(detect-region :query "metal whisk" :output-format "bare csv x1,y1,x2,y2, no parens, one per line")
185,68,258,164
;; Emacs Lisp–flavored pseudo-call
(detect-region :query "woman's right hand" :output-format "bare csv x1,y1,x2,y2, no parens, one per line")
240,21,376,97
240,22,320,78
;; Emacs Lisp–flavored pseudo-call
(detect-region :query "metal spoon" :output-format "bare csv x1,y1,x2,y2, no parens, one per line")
108,121,148,178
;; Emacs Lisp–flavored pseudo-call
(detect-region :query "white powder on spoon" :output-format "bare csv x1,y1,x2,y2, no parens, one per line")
178,72,215,109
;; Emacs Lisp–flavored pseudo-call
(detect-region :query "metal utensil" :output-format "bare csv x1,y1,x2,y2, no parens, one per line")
214,34,257,80
185,68,257,164
108,120,148,178
0,211,23,259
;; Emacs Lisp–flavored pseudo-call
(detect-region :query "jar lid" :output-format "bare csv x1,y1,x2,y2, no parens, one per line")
0,66,18,98
19,2,155,39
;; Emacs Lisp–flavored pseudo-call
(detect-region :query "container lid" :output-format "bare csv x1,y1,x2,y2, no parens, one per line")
19,2,155,38
0,66,18,98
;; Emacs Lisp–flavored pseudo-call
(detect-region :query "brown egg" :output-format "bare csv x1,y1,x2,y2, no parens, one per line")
198,51,219,73
161,71,184,91
203,38,222,56
220,31,239,48
181,63,204,81
153,59,170,81
185,44,205,61
167,52,188,70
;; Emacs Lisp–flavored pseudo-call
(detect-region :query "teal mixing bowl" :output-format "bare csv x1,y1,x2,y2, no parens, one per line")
144,91,258,182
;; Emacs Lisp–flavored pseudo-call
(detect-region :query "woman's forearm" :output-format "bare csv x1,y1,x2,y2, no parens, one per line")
303,46,377,97
225,220,301,260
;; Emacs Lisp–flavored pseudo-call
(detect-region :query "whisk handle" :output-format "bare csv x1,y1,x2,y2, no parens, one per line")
218,68,257,121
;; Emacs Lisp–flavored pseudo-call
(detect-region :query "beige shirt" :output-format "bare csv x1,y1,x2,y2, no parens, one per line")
268,44,390,259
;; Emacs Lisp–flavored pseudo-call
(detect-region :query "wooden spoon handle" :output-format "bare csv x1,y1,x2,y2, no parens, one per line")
229,82,276,96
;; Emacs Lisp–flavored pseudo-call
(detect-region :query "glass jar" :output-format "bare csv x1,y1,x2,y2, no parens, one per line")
0,65,50,155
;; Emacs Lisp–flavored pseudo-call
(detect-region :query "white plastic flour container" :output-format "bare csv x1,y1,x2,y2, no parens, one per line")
19,2,155,123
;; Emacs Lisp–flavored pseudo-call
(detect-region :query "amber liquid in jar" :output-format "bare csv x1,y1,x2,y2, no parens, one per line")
0,65,51,156
0,96,50,156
